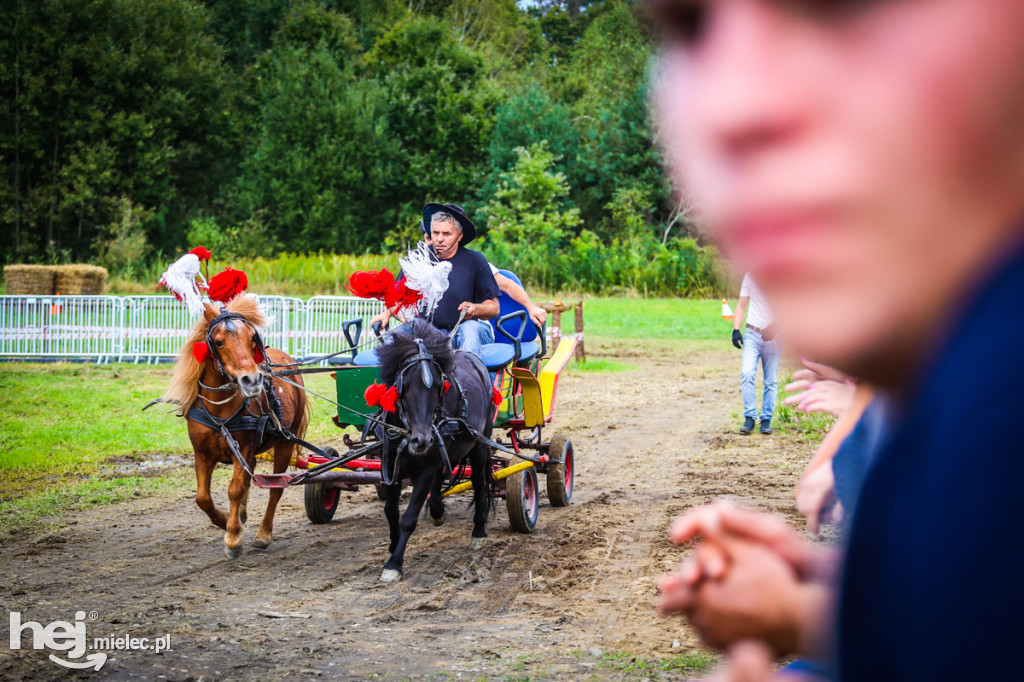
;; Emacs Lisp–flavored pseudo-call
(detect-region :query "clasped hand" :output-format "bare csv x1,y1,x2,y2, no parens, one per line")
657,503,837,678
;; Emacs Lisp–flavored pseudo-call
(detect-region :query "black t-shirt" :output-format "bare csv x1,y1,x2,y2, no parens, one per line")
428,246,499,330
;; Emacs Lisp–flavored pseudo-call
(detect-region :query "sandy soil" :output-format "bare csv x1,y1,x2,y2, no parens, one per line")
0,339,815,680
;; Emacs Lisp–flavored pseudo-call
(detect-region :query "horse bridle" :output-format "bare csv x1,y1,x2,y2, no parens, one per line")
198,308,271,400
380,339,460,484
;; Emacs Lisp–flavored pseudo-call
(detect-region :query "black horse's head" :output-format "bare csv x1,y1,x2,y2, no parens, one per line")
377,319,455,456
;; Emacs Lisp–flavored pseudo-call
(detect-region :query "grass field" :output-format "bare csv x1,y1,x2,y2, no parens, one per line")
0,297,744,529
583,298,725,341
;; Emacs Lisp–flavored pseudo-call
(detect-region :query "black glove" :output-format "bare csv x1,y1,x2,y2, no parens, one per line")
732,329,744,349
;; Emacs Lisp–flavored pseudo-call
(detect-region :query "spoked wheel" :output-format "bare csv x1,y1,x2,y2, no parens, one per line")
305,446,340,524
545,434,574,507
506,458,539,533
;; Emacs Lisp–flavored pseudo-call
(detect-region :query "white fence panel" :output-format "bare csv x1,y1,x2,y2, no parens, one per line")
0,295,124,359
258,296,305,359
0,294,385,363
303,296,383,360
123,296,196,360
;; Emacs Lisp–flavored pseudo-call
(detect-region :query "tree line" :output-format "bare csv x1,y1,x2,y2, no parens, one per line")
1,0,720,294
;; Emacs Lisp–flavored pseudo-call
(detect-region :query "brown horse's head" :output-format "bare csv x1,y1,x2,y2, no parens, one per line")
165,296,269,411
203,303,267,399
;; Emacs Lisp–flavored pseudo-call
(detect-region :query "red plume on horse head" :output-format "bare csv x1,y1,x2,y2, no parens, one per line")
346,267,425,319
347,268,395,300
208,267,249,304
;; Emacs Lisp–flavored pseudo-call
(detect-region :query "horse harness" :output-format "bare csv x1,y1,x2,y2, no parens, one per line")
187,308,338,478
377,340,529,486
186,313,550,484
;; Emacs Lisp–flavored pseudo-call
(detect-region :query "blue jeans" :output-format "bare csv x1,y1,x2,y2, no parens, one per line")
741,327,781,422
388,319,493,358
444,319,493,357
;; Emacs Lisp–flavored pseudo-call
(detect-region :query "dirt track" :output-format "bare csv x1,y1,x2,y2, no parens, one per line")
0,340,813,680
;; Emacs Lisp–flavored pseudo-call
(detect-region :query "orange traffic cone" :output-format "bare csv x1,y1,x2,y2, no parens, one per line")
721,298,734,322
51,292,62,315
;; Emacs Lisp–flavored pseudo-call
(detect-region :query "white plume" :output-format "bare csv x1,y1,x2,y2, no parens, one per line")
159,253,207,317
399,241,451,318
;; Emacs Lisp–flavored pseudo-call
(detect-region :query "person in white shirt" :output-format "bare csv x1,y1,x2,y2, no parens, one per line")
732,274,779,435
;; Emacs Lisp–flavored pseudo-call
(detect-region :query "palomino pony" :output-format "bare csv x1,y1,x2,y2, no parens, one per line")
165,297,308,558
375,319,495,583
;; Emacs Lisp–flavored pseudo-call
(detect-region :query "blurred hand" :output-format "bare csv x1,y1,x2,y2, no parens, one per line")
667,503,836,581
670,536,810,653
529,305,547,327
790,359,849,384
658,503,838,658
732,329,744,349
457,301,477,319
783,379,856,417
795,462,844,534
707,640,777,682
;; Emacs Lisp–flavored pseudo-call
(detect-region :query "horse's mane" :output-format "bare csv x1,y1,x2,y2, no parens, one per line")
164,296,268,415
376,318,455,386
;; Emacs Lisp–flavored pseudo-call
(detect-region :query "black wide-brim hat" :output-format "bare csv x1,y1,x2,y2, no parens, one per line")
423,203,476,245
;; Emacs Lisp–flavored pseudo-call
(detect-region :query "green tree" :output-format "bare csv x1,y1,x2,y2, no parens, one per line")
229,18,396,252
575,81,671,238
202,0,293,70
482,142,581,289
442,0,545,76
363,16,500,238
562,1,650,118
483,83,578,213
0,0,233,261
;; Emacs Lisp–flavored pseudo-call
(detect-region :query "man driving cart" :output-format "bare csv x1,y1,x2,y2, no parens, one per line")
371,203,500,357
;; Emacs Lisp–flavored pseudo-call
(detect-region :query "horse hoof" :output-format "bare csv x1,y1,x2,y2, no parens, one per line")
380,569,402,583
224,544,241,559
240,511,248,525
252,536,271,549
469,537,486,550
430,509,447,527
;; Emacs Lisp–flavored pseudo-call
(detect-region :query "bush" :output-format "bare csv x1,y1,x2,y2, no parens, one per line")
93,197,153,277
186,214,281,260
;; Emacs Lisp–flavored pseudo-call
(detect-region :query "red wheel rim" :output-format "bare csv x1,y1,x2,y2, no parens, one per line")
564,445,573,492
323,487,339,511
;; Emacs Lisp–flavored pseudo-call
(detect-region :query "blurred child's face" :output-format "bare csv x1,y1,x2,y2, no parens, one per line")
653,0,1024,385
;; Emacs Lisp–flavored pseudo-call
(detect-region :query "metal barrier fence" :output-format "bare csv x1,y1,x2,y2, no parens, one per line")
0,295,384,363
303,296,384,359
123,296,195,361
0,295,126,361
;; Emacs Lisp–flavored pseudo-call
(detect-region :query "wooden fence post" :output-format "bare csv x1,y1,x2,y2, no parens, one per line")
552,308,562,352
574,301,586,362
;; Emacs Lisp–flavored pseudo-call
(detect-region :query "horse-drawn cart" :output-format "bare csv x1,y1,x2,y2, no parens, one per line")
253,271,578,535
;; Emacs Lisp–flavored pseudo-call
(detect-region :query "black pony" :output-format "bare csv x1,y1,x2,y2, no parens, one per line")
375,318,495,583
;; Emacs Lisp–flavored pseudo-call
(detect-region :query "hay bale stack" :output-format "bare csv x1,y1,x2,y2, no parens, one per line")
3,265,57,295
54,264,107,295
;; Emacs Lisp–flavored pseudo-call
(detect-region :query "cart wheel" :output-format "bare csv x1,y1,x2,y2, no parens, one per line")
305,481,340,524
506,459,539,533
545,434,574,507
